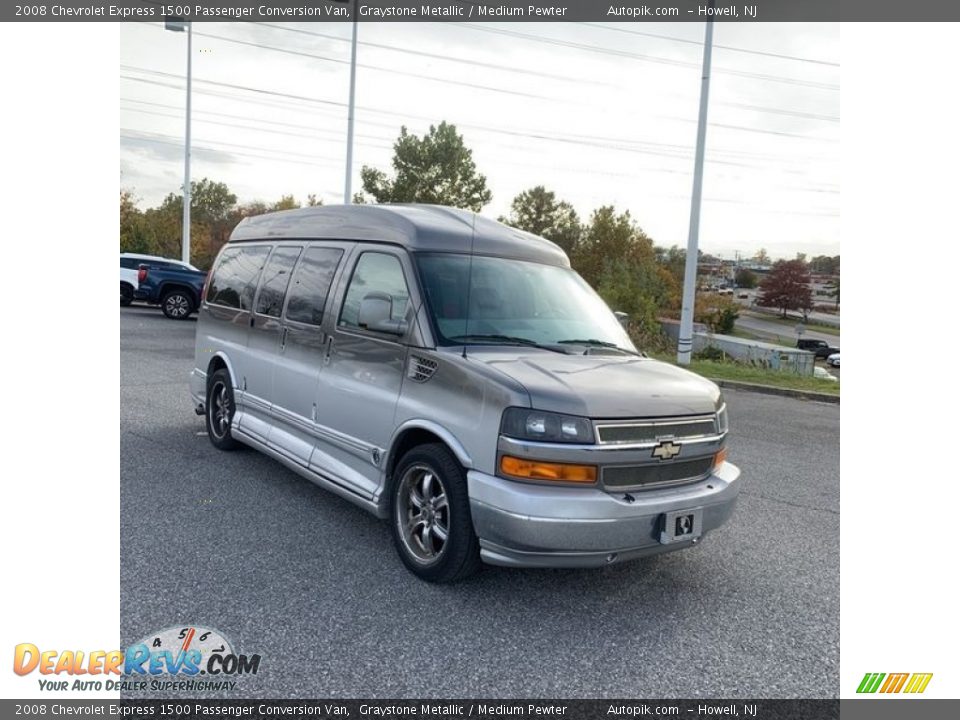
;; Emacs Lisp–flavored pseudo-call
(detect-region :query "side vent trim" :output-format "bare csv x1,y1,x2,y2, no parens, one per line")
407,355,438,383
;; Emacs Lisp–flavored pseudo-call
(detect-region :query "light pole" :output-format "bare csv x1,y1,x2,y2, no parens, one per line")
165,19,192,265
677,3,715,366
344,1,359,203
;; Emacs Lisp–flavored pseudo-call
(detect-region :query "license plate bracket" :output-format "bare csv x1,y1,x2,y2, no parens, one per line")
659,507,703,544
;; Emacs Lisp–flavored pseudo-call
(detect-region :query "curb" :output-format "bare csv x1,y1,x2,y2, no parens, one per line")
709,378,840,404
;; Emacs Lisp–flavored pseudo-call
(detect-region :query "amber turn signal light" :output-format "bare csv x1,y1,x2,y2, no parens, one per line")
714,447,728,468
500,456,597,483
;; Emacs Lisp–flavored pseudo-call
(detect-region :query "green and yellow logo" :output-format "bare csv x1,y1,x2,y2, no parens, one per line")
857,672,933,694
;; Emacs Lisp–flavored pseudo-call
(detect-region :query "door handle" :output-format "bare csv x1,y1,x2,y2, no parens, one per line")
280,326,289,351
323,336,334,366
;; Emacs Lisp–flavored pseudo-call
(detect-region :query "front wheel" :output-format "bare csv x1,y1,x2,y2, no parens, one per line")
206,369,240,451
161,289,194,319
390,443,481,583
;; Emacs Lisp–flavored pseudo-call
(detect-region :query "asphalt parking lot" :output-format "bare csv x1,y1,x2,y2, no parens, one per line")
120,306,839,699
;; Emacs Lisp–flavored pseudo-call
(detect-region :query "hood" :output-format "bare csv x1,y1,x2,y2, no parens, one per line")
467,349,722,418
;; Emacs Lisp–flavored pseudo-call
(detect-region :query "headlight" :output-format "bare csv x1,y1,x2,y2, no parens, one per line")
717,404,729,434
500,408,594,444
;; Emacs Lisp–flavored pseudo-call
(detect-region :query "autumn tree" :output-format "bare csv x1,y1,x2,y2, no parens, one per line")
753,248,771,265
359,122,492,211
757,259,813,319
572,207,679,339
500,185,582,254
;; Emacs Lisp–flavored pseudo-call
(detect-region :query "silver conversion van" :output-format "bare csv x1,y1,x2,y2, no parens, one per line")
190,205,740,582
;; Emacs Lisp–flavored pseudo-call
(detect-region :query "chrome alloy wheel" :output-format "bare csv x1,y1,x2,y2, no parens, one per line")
165,294,190,318
395,463,450,565
209,381,232,439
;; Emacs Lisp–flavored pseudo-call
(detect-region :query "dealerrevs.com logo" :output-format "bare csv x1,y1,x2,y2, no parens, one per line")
856,672,933,694
13,626,261,692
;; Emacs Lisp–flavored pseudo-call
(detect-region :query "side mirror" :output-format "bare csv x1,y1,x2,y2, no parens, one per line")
358,292,407,336
614,311,630,329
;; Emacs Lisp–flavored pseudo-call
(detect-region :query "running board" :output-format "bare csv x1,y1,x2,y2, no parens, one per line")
232,427,386,519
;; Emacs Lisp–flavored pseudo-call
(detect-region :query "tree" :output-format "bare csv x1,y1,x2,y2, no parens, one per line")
754,248,770,266
757,259,813,318
734,268,758,289
572,206,679,339
499,185,581,254
695,295,740,334
809,254,840,275
359,121,492,210
271,194,300,211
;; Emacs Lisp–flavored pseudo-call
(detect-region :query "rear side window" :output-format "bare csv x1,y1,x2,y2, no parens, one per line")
255,246,302,317
207,246,270,310
284,246,344,325
339,252,410,330
120,257,138,269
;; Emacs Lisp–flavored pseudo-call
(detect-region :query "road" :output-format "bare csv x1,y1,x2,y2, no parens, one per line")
735,313,841,347
120,306,839,699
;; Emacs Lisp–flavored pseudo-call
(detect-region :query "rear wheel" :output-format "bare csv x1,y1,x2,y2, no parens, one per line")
390,443,481,583
161,289,194,319
120,282,134,306
206,369,239,451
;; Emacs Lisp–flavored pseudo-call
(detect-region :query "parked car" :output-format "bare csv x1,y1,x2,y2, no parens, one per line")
189,205,740,583
797,338,840,359
120,253,199,308
132,257,207,319
826,352,840,367
813,366,839,382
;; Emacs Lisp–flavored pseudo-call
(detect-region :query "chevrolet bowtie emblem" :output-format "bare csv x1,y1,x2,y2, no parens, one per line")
652,440,681,461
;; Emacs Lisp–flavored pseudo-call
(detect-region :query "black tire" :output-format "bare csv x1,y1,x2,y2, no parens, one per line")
206,369,240,451
390,443,481,583
161,288,195,320
120,282,134,307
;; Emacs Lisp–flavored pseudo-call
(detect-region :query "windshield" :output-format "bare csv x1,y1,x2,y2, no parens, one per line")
415,253,636,352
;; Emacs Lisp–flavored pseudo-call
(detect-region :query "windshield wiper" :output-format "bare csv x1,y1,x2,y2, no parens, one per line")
448,334,568,354
556,339,641,356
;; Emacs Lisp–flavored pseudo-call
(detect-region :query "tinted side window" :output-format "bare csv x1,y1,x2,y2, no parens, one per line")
285,247,344,325
207,246,270,310
339,252,410,330
255,246,302,317
120,257,138,269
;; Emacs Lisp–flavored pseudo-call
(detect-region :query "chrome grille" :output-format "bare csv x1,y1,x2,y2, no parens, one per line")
407,355,438,383
602,457,714,490
596,415,719,445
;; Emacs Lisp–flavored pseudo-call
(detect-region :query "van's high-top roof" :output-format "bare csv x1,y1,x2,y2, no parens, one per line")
229,204,570,268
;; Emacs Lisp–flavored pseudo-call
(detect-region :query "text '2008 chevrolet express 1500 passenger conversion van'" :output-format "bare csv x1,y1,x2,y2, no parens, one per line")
190,205,740,582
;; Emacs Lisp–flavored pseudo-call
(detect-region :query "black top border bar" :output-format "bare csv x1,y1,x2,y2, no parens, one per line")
5,0,960,22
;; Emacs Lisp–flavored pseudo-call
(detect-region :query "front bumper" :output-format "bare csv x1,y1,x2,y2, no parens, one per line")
468,461,740,568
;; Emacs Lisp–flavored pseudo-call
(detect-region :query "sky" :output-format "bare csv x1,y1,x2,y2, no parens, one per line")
119,21,840,261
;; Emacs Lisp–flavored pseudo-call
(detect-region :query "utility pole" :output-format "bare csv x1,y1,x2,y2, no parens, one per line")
344,0,359,203
677,3,715,365
165,19,192,265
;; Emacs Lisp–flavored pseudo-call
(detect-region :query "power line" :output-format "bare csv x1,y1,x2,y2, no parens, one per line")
245,22,838,122
121,99,838,193
121,64,838,151
253,22,618,88
120,69,838,180
579,23,840,67
446,23,840,91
